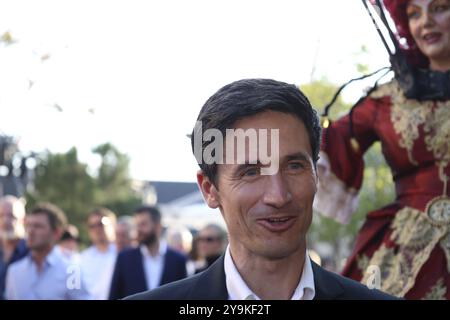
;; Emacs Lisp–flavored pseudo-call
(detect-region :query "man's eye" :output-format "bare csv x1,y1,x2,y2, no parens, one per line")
243,167,259,177
287,162,304,170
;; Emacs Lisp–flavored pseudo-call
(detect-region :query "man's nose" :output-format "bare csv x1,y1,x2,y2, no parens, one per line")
262,173,292,208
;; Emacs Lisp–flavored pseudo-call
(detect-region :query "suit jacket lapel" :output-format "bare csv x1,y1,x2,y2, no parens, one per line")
183,254,344,300
187,254,228,300
136,249,149,292
160,249,172,285
312,261,344,300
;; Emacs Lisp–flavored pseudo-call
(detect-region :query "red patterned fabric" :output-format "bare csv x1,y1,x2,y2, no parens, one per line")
321,80,450,299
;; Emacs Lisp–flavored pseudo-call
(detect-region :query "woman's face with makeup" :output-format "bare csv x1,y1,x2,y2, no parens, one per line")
407,0,450,69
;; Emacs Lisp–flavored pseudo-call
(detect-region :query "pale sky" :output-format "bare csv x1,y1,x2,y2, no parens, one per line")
0,0,390,182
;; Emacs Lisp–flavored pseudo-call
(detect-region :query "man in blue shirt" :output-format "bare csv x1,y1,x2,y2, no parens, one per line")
5,202,90,299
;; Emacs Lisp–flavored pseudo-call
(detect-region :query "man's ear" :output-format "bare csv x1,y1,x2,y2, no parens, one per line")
197,170,220,209
54,227,64,243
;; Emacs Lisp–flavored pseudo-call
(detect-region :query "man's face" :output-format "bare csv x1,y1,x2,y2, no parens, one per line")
0,200,25,239
25,214,57,251
135,213,160,246
197,227,224,259
199,111,317,260
0,202,15,232
115,224,132,249
87,214,113,245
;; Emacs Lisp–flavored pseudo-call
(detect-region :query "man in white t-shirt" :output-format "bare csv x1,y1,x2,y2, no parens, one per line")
80,208,117,300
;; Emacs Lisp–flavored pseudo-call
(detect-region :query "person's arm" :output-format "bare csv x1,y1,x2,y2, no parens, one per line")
314,95,383,224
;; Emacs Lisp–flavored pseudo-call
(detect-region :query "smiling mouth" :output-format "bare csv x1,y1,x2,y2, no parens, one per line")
423,32,442,44
257,216,296,232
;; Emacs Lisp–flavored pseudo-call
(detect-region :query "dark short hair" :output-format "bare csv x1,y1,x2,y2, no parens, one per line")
190,78,322,185
29,202,67,231
134,205,161,224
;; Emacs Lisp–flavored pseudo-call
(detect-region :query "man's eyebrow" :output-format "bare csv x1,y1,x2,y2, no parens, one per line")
230,152,311,173
285,152,311,162
232,160,264,174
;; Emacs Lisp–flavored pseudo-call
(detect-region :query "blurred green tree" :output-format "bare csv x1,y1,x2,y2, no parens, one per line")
25,144,142,245
92,142,141,208
25,147,96,244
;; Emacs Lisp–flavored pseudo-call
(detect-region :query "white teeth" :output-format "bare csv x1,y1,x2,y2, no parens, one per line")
268,218,289,223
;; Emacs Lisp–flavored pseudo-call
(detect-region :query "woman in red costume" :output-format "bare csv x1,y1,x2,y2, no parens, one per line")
315,0,450,299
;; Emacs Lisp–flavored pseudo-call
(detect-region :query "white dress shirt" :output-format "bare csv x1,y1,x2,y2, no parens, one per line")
224,246,315,300
140,241,167,290
80,243,117,300
5,247,91,300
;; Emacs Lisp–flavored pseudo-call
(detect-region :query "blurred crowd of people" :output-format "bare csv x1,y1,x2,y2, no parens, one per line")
0,195,227,300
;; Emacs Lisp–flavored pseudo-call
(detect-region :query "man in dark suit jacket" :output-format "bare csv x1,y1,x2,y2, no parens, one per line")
109,206,187,299
125,254,394,300
125,79,396,300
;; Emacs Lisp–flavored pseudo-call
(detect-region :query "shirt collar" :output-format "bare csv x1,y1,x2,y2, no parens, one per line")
45,247,60,266
98,243,116,254
140,240,167,258
224,245,315,300
291,249,315,300
27,246,60,269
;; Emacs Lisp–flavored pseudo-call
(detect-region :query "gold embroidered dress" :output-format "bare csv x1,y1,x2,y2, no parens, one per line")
315,79,450,299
